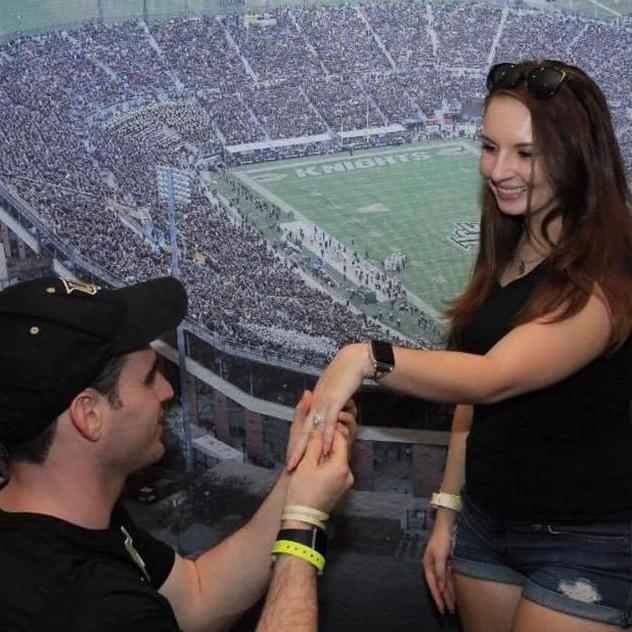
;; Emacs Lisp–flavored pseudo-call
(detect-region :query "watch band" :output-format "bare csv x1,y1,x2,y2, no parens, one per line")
368,340,395,381
277,528,328,558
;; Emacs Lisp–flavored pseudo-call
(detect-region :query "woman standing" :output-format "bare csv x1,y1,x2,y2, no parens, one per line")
288,60,632,630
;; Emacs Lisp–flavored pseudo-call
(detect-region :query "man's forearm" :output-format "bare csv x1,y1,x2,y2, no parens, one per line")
162,395,354,632
256,555,318,632
163,471,291,632
195,471,290,612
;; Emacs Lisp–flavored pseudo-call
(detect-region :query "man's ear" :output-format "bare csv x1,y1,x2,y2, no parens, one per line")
67,389,105,442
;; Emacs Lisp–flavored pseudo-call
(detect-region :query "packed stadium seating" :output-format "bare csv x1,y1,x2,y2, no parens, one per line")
1,2,631,365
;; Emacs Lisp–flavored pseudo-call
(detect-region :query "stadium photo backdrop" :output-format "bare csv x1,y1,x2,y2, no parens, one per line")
1,1,632,630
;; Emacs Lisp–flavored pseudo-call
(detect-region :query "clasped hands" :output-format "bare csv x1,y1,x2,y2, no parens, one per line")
284,386,359,516
287,344,369,473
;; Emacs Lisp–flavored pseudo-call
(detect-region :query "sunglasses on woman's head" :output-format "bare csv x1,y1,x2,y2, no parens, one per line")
486,63,569,99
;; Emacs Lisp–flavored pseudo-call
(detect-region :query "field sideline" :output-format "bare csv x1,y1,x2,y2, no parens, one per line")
234,139,483,315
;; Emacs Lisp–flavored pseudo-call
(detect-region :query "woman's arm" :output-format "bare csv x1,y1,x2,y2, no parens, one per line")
382,290,611,403
289,291,611,466
422,404,471,614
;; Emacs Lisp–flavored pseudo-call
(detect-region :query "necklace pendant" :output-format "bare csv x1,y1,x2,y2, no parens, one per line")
518,260,526,275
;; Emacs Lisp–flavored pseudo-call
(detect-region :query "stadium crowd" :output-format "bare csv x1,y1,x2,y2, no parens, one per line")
1,1,631,366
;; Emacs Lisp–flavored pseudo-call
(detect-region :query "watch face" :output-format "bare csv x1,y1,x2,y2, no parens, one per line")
371,340,394,367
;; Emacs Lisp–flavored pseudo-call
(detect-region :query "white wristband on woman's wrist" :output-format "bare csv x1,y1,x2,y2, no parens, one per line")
430,491,463,512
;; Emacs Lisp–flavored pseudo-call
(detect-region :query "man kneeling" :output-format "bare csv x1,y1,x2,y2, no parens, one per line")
0,276,356,632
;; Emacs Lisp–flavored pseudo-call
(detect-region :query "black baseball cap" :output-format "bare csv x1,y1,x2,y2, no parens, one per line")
0,276,187,448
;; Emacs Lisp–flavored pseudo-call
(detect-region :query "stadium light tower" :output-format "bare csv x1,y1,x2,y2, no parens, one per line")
0,243,7,288
156,166,194,473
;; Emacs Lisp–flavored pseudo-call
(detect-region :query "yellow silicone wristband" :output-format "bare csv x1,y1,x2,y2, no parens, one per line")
271,539,326,575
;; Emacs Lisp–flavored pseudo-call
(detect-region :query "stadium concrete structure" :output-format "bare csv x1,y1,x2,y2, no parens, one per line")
0,6,631,627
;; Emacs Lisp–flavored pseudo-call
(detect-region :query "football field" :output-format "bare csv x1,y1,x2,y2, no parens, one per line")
235,140,483,315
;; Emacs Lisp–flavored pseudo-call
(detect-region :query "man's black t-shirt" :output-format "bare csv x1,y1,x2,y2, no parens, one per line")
0,503,180,632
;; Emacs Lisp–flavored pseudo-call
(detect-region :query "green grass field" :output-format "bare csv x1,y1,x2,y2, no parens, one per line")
534,0,632,19
235,140,483,316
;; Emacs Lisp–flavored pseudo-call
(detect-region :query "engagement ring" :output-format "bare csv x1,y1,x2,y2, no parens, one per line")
312,414,324,428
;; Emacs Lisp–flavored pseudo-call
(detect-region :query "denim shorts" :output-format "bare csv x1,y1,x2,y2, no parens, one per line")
451,495,632,628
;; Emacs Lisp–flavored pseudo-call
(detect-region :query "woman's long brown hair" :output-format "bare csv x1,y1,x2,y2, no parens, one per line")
448,60,632,351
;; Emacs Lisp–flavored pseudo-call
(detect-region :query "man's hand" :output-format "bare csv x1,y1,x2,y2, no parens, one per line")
256,427,354,632
285,427,354,516
160,395,355,632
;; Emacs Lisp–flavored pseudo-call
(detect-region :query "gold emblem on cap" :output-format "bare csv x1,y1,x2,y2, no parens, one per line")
58,278,101,296
29,326,40,335
46,287,56,294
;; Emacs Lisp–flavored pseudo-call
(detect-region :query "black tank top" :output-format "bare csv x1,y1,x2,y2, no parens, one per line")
460,264,632,521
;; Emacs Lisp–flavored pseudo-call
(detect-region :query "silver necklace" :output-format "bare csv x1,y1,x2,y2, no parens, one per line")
517,254,545,276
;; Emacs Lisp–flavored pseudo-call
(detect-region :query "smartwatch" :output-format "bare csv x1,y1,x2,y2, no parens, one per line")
277,528,328,558
368,340,395,381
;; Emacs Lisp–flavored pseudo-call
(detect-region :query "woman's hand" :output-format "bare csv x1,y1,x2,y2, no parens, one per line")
286,388,359,468
287,344,369,470
422,511,457,615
